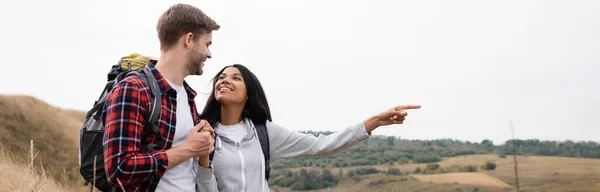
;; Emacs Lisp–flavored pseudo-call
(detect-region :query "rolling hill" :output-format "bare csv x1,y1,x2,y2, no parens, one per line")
0,95,86,191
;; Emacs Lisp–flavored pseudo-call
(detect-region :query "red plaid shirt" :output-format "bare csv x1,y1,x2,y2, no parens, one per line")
101,61,200,192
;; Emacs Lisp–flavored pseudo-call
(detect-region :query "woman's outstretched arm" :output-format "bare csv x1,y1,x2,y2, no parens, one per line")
269,105,421,161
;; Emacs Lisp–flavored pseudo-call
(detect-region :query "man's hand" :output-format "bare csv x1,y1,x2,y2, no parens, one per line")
364,105,421,134
165,120,215,170
181,120,215,158
198,120,215,137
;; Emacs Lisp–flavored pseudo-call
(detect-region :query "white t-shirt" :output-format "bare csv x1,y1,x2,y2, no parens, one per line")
215,121,247,143
156,79,197,192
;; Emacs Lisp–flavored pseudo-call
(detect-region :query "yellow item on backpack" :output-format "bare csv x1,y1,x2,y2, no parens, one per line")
119,53,158,71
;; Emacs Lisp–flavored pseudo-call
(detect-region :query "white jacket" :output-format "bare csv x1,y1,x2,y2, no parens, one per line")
195,118,371,192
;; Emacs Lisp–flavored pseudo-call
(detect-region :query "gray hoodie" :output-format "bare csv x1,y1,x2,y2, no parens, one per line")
194,118,371,192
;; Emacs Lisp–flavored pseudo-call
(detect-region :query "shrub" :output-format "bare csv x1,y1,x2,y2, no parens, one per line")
484,161,496,170
434,167,447,174
351,175,364,183
368,176,410,186
466,165,478,172
425,163,440,171
347,167,379,177
414,167,422,174
386,167,402,175
289,168,341,190
413,155,441,163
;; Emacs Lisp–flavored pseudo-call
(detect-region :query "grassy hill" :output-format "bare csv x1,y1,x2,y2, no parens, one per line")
0,95,86,191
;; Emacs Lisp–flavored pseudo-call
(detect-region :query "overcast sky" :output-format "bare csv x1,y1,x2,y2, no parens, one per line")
1,0,598,145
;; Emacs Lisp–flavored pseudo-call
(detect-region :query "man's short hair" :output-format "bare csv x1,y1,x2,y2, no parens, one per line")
157,3,220,51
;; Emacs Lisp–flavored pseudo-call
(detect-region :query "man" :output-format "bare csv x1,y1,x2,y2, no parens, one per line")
101,4,220,192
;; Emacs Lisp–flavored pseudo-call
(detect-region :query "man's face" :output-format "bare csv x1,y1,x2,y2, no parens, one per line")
186,32,213,76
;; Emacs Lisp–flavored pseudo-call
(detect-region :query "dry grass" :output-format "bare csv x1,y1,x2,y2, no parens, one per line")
400,154,600,192
482,155,600,192
0,141,75,192
384,154,600,191
412,172,511,188
0,95,87,191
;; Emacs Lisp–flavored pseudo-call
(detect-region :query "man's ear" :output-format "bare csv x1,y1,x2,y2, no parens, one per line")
183,32,194,48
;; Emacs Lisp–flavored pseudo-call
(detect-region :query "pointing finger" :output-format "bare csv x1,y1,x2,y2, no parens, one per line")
394,105,421,111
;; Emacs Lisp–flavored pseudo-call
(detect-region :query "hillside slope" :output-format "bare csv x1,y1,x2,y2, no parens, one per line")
0,143,70,192
0,95,86,187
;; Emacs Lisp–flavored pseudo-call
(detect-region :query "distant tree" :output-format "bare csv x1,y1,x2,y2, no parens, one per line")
347,167,379,177
321,169,339,187
425,163,440,171
387,136,396,146
291,169,323,190
413,155,441,163
466,165,478,172
386,167,402,175
414,167,422,174
484,161,496,170
481,139,493,146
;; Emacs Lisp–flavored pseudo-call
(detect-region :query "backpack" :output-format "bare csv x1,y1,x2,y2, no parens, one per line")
209,123,272,181
78,53,164,192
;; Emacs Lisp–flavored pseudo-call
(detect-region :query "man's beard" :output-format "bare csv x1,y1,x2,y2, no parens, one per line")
186,50,204,76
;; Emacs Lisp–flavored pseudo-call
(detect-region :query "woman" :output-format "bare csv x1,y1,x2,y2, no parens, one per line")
195,64,420,192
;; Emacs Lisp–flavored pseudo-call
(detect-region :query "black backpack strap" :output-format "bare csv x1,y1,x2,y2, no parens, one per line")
89,71,131,121
141,68,162,130
255,123,271,181
127,69,164,153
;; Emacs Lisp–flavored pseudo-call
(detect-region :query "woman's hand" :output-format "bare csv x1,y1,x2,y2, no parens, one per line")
364,105,421,134
197,119,215,168
199,155,210,168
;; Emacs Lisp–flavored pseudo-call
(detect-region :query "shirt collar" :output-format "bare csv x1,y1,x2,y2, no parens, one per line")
146,60,198,99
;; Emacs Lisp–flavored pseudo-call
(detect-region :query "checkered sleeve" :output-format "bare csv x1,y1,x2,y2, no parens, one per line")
102,78,169,188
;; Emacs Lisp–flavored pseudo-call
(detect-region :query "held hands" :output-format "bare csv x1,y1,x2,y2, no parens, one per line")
196,120,215,168
181,120,215,159
197,119,215,138
364,105,421,134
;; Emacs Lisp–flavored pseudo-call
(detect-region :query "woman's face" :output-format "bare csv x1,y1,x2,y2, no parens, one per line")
214,67,247,106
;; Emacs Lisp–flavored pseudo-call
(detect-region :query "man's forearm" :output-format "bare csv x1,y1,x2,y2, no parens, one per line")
165,145,192,170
